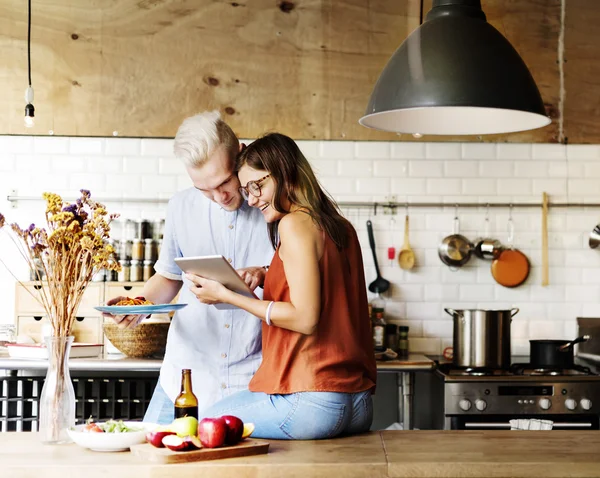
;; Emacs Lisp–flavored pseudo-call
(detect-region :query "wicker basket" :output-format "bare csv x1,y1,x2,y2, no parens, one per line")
103,322,170,358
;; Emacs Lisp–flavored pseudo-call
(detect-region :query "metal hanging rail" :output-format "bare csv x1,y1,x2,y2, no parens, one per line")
337,201,600,209
6,191,600,211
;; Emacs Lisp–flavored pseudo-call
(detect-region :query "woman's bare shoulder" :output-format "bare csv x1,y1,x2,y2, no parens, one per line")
279,211,320,241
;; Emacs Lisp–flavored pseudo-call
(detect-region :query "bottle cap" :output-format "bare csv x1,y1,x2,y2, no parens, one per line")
399,326,409,332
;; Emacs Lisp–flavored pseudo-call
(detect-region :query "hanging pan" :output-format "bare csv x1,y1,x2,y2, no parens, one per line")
491,212,530,288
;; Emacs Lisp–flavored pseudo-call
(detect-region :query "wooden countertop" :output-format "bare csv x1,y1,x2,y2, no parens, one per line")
0,351,435,372
4,430,600,477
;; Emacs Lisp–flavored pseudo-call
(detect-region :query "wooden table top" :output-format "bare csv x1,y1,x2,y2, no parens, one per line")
4,430,600,477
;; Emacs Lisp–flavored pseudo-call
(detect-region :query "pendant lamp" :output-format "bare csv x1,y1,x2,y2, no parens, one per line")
359,0,551,135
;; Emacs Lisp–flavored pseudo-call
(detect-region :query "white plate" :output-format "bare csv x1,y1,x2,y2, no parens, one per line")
67,421,156,452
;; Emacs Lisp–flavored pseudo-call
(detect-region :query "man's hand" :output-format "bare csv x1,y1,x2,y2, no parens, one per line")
185,273,229,304
236,266,267,290
102,296,150,329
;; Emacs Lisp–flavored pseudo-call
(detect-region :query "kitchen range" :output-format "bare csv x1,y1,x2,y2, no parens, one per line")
433,308,600,430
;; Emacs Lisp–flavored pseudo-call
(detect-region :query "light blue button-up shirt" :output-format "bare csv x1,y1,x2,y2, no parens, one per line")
154,187,274,413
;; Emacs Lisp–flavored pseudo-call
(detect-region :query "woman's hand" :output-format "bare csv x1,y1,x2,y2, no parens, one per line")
185,272,228,304
237,266,267,290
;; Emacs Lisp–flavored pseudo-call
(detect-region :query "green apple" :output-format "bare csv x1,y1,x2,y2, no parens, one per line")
170,416,199,437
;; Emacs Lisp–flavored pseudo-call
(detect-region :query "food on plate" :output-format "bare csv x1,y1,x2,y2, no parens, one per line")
241,422,255,439
221,415,244,445
82,418,144,433
114,296,154,306
147,414,254,452
198,417,228,448
146,426,176,448
162,434,192,451
185,435,203,450
170,416,199,437
84,421,104,433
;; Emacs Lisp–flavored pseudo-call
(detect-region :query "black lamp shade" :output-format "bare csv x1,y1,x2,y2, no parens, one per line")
360,0,551,135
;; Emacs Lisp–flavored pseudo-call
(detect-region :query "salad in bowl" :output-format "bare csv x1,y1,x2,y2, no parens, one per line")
68,419,157,452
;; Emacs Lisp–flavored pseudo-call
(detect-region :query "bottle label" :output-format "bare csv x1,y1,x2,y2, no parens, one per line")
174,405,198,420
373,325,385,347
372,307,384,321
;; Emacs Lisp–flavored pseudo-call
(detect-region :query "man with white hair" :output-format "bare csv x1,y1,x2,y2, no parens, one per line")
106,111,274,424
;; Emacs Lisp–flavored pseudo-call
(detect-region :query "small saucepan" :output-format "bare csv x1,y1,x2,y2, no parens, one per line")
438,215,473,269
529,335,591,368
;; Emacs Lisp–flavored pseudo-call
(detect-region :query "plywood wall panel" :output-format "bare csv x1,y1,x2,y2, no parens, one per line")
563,0,600,144
1,0,417,140
0,0,569,142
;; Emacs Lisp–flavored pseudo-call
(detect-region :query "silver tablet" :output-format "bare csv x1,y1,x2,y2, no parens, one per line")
174,255,258,309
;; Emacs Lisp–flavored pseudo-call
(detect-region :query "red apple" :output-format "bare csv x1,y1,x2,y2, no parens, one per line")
162,434,191,451
197,417,227,448
185,435,203,450
146,429,176,448
221,415,244,445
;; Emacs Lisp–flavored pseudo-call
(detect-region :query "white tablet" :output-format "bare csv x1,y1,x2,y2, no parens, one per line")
174,255,258,310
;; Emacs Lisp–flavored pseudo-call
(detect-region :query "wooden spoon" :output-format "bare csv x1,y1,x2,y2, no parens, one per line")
398,215,415,270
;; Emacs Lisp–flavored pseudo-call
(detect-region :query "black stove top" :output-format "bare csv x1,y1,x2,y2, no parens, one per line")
437,362,599,378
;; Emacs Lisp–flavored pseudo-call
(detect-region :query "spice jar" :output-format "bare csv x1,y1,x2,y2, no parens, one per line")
385,324,398,352
130,260,142,282
143,260,154,281
131,239,144,261
144,239,157,262
117,260,131,282
397,326,409,359
122,240,133,261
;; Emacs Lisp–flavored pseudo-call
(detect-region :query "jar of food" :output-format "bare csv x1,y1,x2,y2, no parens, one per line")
385,324,398,352
117,260,131,282
144,239,157,262
130,260,142,282
122,240,133,261
143,260,155,281
131,239,144,261
397,326,409,359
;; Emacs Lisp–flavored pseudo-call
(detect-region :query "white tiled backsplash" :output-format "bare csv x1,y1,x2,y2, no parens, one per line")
1,136,600,355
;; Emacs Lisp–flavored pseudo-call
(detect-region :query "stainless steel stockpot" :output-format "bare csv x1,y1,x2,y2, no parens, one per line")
444,308,519,369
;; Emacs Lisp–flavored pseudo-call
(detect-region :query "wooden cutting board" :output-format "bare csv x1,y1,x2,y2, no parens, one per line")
130,439,269,463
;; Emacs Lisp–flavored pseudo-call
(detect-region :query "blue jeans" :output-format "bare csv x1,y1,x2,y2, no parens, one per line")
144,382,174,425
200,389,373,440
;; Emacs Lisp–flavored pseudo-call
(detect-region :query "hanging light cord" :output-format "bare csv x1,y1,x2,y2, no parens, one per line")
27,0,32,86
419,0,424,25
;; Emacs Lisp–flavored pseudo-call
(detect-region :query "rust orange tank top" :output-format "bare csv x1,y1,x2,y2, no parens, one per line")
249,223,377,395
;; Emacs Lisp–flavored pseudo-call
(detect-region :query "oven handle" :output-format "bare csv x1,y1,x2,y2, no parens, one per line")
464,422,593,429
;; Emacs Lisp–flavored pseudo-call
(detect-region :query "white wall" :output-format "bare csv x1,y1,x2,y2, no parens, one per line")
1,135,600,355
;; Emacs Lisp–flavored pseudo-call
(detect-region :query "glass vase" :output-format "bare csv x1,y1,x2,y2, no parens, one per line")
39,335,76,444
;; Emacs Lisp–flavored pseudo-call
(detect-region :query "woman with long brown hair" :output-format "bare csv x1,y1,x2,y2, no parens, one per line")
186,133,377,439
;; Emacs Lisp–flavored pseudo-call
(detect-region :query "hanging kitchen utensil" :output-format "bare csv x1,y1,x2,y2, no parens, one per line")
541,192,549,286
366,220,390,294
438,207,473,269
398,211,415,270
589,224,600,249
388,216,396,267
474,205,503,260
491,207,530,287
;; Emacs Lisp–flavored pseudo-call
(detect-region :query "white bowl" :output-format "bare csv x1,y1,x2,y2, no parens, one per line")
67,421,156,452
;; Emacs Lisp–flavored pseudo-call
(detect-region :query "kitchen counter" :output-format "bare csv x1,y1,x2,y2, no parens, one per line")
4,430,600,477
0,351,434,430
0,351,434,373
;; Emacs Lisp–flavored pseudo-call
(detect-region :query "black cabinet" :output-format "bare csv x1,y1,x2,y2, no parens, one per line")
0,373,158,432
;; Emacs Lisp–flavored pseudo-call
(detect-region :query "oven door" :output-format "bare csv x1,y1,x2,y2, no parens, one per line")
449,414,600,430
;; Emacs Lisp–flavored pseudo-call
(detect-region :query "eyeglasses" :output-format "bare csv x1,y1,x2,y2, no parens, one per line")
239,174,270,200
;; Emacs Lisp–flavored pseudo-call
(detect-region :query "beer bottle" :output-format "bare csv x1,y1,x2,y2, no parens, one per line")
174,369,198,419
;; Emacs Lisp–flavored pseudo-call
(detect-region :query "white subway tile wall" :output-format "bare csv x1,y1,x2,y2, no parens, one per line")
1,136,599,356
